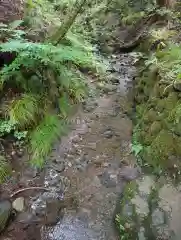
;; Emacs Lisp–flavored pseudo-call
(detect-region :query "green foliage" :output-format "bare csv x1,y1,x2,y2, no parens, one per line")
0,120,15,136
0,16,105,168
9,94,40,128
30,114,66,167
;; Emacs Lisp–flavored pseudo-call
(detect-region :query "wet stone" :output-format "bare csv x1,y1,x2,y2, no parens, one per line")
98,171,117,188
16,212,36,224
119,166,140,182
138,227,146,240
151,208,165,226
103,129,114,138
51,162,65,173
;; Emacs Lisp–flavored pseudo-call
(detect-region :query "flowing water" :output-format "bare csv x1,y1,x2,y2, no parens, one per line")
2,52,181,240
36,53,138,240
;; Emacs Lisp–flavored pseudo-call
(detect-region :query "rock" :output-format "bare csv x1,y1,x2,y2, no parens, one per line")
44,169,61,187
138,227,146,240
16,212,36,224
102,84,117,94
12,197,25,212
98,171,116,188
131,195,149,219
0,200,12,233
151,208,165,226
87,142,97,150
44,199,64,225
51,162,65,173
173,80,181,91
119,166,141,181
103,130,114,138
83,100,97,112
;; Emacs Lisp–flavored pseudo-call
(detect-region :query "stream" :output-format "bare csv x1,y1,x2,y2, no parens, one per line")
2,51,181,240
38,52,138,240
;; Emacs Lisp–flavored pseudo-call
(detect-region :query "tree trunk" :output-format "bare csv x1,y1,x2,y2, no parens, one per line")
50,0,87,45
156,0,175,8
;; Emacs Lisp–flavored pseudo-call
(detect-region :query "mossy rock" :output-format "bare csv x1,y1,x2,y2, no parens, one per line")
149,121,162,136
164,92,179,112
156,99,165,112
135,94,147,104
174,136,181,156
152,83,161,97
145,130,176,169
143,109,157,124
143,86,151,97
134,85,144,94
168,101,181,123
171,123,181,137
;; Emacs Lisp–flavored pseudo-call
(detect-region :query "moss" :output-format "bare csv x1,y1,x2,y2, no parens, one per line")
152,83,161,97
143,108,158,123
164,92,179,112
143,86,151,97
174,136,181,155
149,121,162,136
135,94,147,104
155,99,165,112
168,101,181,123
143,133,155,146
144,130,176,170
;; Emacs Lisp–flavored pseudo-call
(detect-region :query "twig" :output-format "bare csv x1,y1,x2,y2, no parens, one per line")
10,187,49,198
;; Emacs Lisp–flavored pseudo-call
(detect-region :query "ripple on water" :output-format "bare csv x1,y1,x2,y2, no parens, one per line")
42,215,98,240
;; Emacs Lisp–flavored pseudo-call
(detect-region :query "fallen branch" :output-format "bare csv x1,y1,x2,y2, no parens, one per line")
10,187,49,198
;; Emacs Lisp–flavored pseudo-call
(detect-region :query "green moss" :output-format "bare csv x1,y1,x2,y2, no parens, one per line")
152,83,161,97
174,136,181,155
143,109,158,123
168,101,181,123
156,99,165,112
164,92,179,112
149,121,162,136
144,130,176,170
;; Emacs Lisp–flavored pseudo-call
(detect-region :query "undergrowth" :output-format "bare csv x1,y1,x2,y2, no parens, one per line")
0,17,105,178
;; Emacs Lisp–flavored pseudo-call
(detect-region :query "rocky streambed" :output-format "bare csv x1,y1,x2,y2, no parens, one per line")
1,52,181,240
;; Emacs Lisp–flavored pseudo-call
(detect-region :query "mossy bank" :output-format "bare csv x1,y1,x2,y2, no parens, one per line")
132,40,181,179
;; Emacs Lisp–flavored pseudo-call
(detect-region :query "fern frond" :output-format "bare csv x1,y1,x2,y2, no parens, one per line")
9,94,40,128
30,114,67,167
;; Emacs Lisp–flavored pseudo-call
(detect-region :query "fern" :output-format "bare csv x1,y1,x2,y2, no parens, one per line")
30,114,67,167
9,94,40,128
0,22,105,168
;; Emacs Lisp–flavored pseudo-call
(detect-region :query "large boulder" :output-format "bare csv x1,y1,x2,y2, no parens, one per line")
0,200,12,233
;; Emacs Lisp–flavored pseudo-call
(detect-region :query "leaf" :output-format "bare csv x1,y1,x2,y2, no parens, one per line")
131,143,143,156
9,20,24,29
